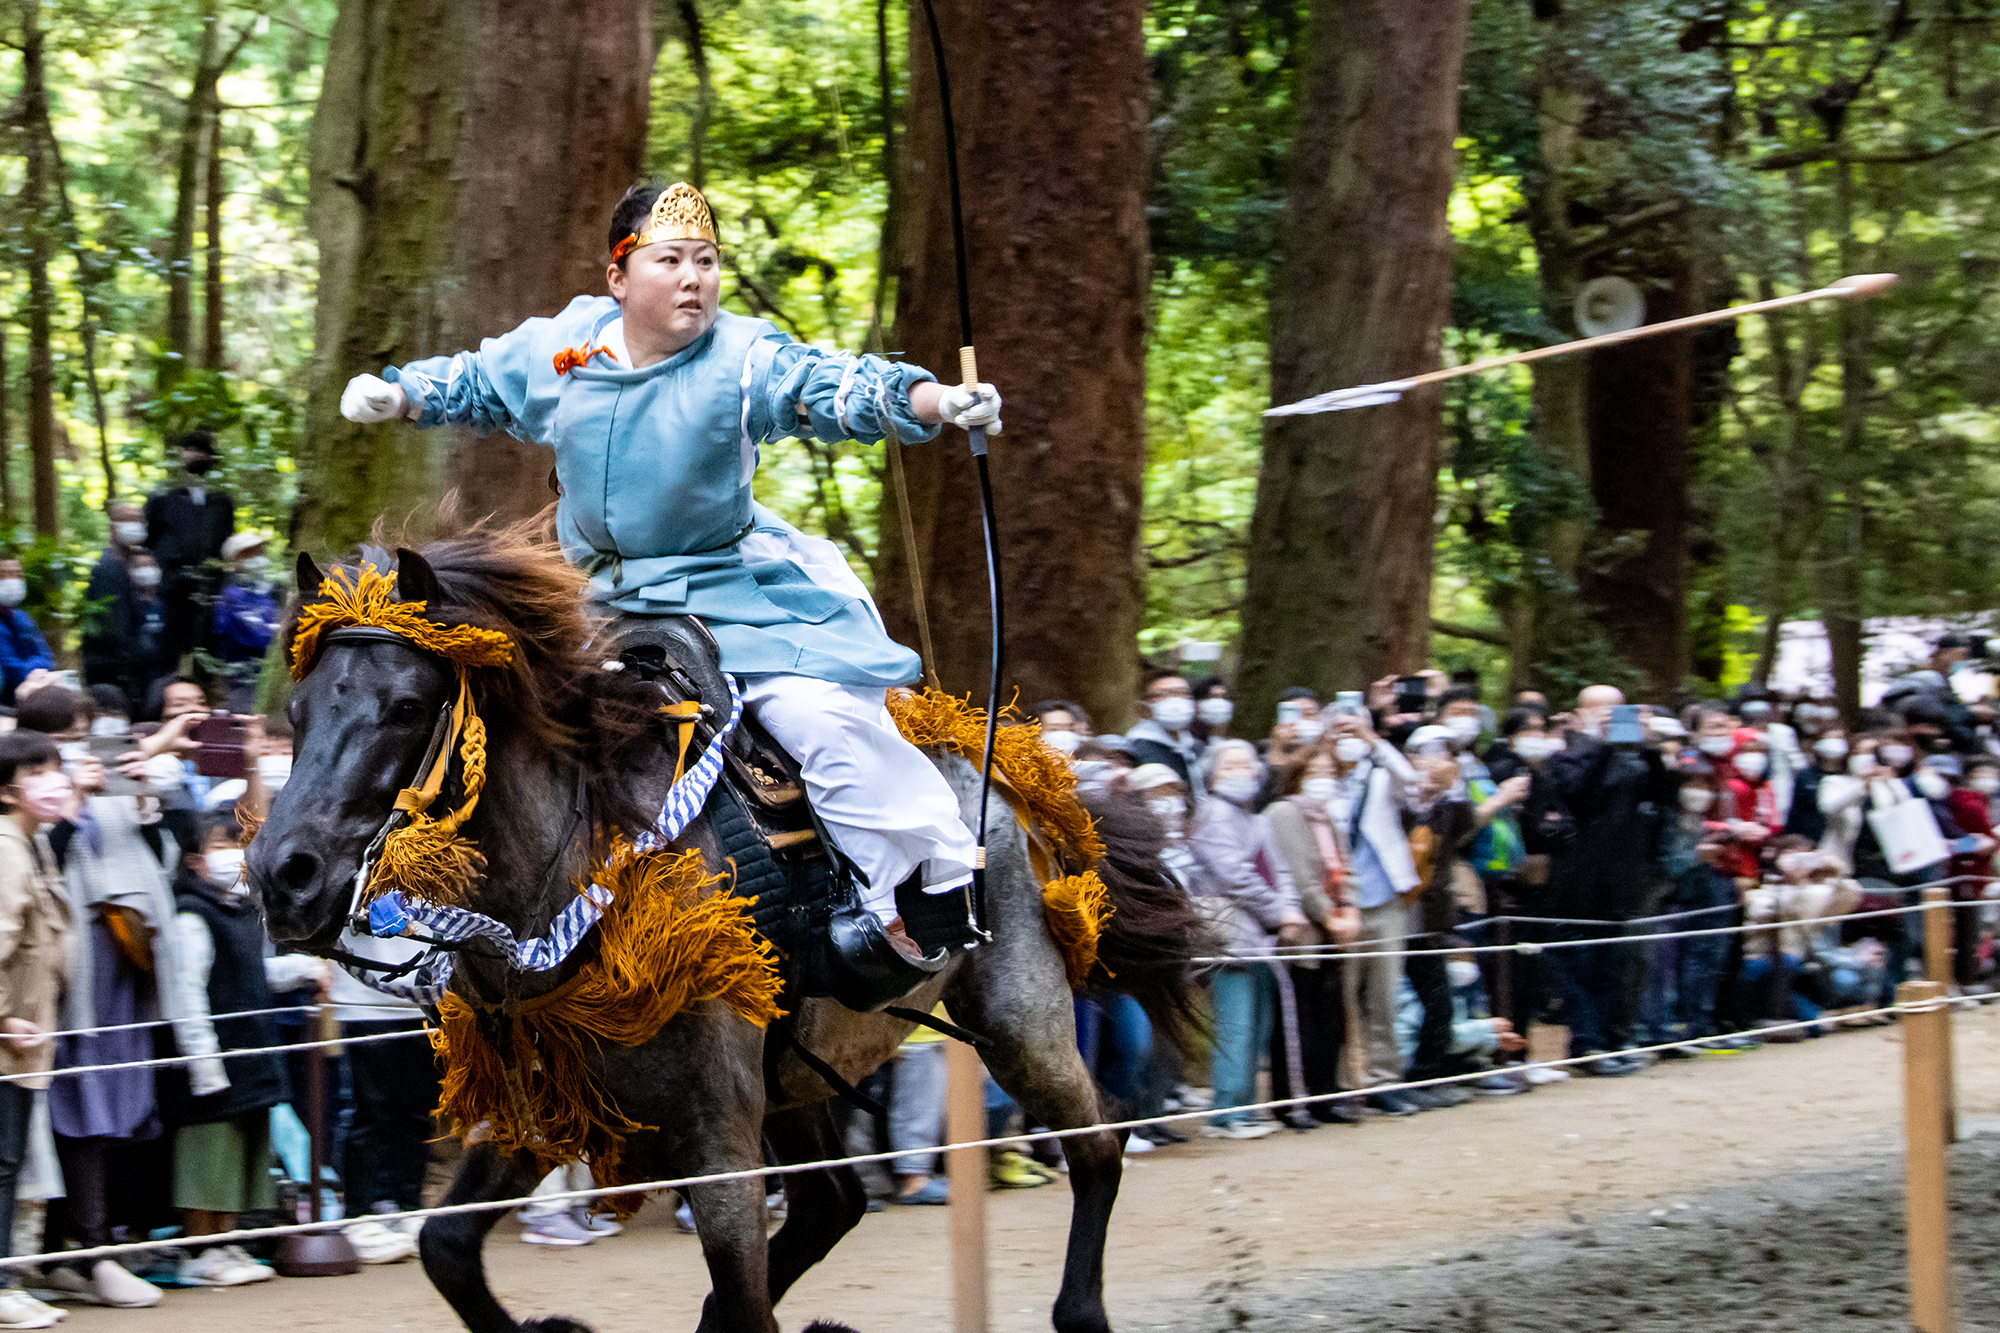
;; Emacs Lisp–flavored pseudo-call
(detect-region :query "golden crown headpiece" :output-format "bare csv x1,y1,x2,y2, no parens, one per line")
612,182,717,261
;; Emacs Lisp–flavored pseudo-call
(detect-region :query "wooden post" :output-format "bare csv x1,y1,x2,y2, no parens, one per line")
945,1037,989,1333
1900,979,1954,1333
1922,886,1959,1143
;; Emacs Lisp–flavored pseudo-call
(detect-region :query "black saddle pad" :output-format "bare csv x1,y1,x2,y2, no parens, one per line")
609,614,839,967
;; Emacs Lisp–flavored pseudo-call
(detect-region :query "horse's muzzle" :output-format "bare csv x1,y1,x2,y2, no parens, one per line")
249,834,355,948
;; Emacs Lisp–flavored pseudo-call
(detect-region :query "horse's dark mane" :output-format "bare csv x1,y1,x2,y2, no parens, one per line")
287,500,664,844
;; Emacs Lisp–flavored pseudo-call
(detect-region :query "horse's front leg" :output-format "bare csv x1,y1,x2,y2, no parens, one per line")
420,1141,586,1333
687,1167,779,1333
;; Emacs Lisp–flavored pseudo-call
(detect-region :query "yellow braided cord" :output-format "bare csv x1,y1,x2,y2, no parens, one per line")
289,564,514,680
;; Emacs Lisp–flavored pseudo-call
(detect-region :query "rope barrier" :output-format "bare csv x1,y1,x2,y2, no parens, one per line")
1199,894,1964,965
5,988,1994,1273
1,1024,432,1085
33,1002,418,1045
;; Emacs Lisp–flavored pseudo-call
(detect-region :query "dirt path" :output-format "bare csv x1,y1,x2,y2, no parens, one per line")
51,1007,2000,1332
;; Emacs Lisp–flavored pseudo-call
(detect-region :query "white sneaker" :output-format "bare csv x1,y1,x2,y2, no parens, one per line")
88,1261,158,1308
11,1294,59,1324
1201,1121,1277,1141
1523,1066,1571,1085
1123,1134,1155,1155
179,1246,269,1288
219,1246,274,1283
0,1291,58,1329
343,1219,418,1264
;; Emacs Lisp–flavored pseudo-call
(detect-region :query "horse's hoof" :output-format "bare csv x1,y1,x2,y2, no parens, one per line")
519,1319,596,1333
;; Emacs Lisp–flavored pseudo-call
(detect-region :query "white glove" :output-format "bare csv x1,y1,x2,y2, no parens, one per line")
938,382,1003,434
340,373,410,424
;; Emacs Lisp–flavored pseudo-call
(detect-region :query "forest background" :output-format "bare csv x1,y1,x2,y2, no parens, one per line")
3,0,1997,733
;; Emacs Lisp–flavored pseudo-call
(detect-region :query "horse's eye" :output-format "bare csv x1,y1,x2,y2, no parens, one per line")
388,699,428,727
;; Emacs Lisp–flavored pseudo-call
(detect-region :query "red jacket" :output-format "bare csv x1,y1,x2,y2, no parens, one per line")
1946,788,1994,889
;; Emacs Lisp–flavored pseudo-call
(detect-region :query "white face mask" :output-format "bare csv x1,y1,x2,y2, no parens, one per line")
1697,735,1735,757
1072,760,1115,787
1211,775,1260,805
204,847,246,887
1680,787,1715,814
90,716,130,737
1914,770,1951,801
1733,752,1769,781
241,555,270,580
1149,697,1195,731
1444,716,1481,742
256,753,292,789
113,521,147,547
1446,959,1482,990
1043,729,1082,755
1972,775,2000,796
1196,698,1234,727
1815,737,1849,760
1147,796,1184,823
131,564,162,589
1880,744,1915,769
1334,737,1370,765
1513,735,1560,761
1300,777,1336,802
0,579,26,608
1294,717,1325,743
1849,754,1879,777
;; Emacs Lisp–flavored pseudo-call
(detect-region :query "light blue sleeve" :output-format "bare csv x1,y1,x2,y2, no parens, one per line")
382,295,613,445
743,332,941,447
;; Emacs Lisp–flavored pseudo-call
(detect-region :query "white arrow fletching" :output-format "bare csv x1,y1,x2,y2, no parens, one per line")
1263,381,1413,417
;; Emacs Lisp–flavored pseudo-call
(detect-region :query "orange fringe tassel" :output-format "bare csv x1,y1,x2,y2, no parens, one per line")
431,844,782,1211
886,688,1113,990
1041,871,1111,988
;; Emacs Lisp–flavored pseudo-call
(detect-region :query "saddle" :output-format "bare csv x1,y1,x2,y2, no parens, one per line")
607,617,844,971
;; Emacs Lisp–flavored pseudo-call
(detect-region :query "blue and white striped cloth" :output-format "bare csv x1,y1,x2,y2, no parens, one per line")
342,675,744,1004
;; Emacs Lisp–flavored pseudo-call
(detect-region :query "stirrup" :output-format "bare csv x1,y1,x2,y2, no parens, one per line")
805,901,948,1013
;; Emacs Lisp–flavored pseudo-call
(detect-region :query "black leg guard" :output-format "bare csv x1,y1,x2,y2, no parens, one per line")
799,868,976,1012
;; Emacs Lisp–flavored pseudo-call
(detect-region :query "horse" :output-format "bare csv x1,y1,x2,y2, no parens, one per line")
246,514,1204,1333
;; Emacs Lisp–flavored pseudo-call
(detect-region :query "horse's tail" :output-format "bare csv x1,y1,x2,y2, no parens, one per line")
1079,786,1214,1061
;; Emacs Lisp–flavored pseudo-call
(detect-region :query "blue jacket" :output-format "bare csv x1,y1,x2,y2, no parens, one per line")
0,609,52,701
388,301,938,689
212,582,279,665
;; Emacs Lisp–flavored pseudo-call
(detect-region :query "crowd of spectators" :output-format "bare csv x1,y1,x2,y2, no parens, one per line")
1004,639,1999,1149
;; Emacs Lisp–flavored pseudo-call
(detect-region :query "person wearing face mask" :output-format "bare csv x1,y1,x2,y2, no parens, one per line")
1722,730,1784,843
1125,670,1204,794
1312,713,1424,1112
13,688,180,1308
144,431,237,674
1483,706,1550,784
160,807,325,1288
1735,690,1803,822
1188,678,1236,748
1263,744,1363,1126
0,732,72,1328
1035,700,1093,757
82,501,163,713
1647,771,1740,1054
1189,740,1308,1137
1782,728,1850,845
1539,684,1675,1075
211,534,282,714
1943,756,1999,990
1880,634,1984,755
0,560,52,710
1258,687,1325,799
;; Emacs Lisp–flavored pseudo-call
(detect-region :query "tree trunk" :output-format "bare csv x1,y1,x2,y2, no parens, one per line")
1580,254,1696,699
165,0,219,386
0,316,12,533
1234,0,1468,729
295,0,653,557
203,96,225,371
1824,151,1868,724
880,0,1151,728
22,0,58,541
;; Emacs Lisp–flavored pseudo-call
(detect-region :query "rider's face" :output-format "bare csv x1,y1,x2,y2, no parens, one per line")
608,240,721,358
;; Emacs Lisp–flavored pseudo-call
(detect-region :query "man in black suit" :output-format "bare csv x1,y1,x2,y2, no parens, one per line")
144,430,235,671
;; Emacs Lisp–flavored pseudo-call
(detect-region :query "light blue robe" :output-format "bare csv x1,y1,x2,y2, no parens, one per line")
386,299,938,689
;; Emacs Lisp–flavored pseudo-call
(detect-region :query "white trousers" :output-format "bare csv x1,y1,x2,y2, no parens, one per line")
741,674,977,923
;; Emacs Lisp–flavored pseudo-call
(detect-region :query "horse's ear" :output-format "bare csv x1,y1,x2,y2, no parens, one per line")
395,548,443,606
295,551,324,600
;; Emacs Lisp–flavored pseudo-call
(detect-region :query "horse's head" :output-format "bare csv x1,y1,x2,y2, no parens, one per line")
250,548,460,948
